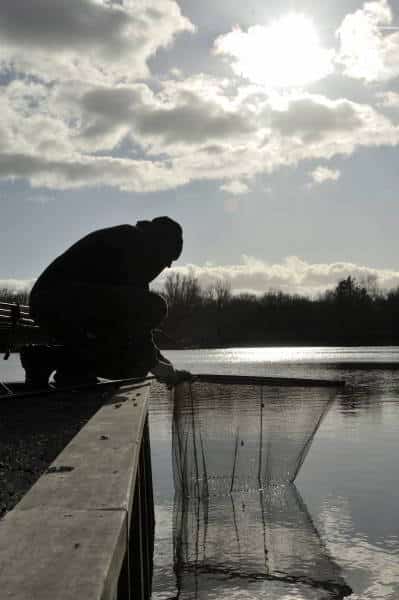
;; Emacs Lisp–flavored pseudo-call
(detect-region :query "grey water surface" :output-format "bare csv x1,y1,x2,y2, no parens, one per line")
150,347,399,600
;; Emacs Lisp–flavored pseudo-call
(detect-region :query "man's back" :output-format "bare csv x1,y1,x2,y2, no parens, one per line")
31,223,168,292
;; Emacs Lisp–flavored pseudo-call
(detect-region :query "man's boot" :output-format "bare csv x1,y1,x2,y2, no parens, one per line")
20,345,61,388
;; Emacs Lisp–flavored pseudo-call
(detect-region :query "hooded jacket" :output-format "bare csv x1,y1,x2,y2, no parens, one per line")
31,219,183,294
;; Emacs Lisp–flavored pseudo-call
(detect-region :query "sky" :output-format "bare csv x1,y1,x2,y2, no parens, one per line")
1,0,399,297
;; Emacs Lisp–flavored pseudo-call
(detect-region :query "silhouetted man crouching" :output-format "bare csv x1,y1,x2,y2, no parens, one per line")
21,217,188,387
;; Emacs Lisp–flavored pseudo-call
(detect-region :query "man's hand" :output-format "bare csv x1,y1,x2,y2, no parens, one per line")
174,369,194,383
151,361,193,386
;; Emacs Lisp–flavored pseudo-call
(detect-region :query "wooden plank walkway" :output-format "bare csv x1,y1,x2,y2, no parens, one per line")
0,379,154,600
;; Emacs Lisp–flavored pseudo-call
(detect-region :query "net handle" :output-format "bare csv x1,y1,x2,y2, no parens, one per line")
191,373,345,388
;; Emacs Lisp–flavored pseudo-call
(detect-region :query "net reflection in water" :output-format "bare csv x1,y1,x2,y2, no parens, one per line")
173,485,352,599
172,379,338,496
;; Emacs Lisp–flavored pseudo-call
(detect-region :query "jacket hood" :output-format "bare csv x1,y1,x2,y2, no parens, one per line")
136,216,183,262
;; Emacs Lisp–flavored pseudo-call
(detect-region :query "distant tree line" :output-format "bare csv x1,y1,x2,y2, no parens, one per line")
0,288,29,305
2,275,399,347
158,273,399,347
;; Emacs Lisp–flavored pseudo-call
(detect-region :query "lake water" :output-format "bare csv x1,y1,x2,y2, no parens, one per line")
150,347,399,600
3,348,399,599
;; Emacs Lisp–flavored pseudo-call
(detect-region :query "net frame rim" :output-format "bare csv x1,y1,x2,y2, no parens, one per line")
192,374,345,388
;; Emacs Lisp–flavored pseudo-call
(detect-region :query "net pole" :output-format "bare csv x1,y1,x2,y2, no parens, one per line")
258,385,264,490
189,382,200,497
230,428,240,493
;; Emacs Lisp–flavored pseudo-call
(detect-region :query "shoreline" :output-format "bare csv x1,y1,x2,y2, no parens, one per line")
160,342,399,350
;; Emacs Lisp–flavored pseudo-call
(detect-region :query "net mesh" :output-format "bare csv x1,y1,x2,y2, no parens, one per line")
171,376,350,598
172,378,338,496
173,485,352,599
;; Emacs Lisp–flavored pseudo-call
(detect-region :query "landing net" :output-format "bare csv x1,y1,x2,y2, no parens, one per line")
172,376,341,496
171,375,350,598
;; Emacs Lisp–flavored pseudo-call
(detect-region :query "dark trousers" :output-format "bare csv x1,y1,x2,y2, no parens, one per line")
28,282,166,379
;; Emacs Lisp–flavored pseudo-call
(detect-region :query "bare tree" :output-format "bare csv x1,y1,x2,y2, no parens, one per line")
206,279,231,309
163,272,202,309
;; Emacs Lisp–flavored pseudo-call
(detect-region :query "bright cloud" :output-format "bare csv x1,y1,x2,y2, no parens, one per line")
337,0,399,82
0,279,34,293
159,255,399,297
214,15,335,88
220,180,250,195
4,256,399,298
309,166,341,185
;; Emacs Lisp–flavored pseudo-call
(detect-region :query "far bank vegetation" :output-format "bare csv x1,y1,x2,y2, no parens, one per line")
159,273,399,347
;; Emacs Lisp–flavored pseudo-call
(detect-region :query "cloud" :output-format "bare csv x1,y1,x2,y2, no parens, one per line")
0,0,194,84
270,96,363,141
4,256,399,298
1,74,398,192
134,95,253,147
158,255,399,297
49,80,255,153
0,279,34,293
309,166,341,185
171,92,399,186
377,91,399,107
0,152,188,192
1,2,399,195
337,0,399,82
214,15,334,88
220,180,250,195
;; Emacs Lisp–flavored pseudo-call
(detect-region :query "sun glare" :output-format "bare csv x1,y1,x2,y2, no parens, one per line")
216,14,334,89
